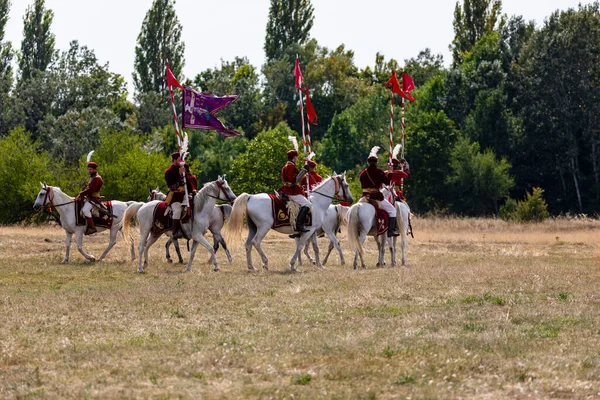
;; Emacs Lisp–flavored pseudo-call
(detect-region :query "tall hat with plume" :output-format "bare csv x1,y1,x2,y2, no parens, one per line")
287,135,299,158
306,151,317,167
367,146,380,162
87,150,97,169
391,144,402,165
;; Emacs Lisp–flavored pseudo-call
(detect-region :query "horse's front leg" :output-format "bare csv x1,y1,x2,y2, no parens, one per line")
98,226,119,261
377,234,387,268
323,231,344,265
75,230,95,262
63,231,73,263
188,234,218,272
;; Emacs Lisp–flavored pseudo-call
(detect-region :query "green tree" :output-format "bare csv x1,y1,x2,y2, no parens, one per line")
264,0,314,61
135,91,171,134
451,0,503,65
230,122,296,194
0,0,14,134
133,0,184,95
19,0,55,81
0,127,58,223
403,48,445,87
447,136,514,214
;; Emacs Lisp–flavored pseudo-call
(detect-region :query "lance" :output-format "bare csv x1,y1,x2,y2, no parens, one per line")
400,96,405,193
296,55,309,197
389,90,395,167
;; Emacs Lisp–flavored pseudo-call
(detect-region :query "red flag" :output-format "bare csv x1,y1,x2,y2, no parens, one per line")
294,56,303,90
305,87,318,125
166,62,183,90
402,72,415,93
385,70,402,96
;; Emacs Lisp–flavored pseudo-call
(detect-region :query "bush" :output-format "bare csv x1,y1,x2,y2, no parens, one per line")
501,187,549,223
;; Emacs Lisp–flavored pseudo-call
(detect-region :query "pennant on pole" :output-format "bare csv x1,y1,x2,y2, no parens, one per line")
181,87,242,137
294,56,303,90
386,70,415,102
305,87,318,126
402,72,415,93
166,62,184,90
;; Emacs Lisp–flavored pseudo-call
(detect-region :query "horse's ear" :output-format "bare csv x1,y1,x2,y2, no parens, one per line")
149,187,153,194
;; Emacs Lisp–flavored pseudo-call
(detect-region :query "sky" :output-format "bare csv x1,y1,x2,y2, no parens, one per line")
4,0,595,97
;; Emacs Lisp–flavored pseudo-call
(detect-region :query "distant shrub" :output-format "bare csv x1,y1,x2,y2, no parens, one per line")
501,187,549,223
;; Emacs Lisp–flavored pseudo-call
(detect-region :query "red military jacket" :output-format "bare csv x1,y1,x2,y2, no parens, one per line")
389,169,409,186
301,171,323,192
359,165,390,201
79,174,103,198
165,164,196,193
280,161,305,196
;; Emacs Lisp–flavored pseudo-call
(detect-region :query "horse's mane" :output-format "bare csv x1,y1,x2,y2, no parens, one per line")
194,180,219,211
311,176,333,193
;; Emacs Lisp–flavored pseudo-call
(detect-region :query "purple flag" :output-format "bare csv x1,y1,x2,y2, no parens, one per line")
181,87,242,137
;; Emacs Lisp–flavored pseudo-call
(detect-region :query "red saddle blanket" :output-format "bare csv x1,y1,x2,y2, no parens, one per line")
151,201,192,236
75,200,113,234
268,194,312,229
361,197,388,236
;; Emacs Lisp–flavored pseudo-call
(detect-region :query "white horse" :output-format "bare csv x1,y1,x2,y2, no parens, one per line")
124,177,236,273
300,204,349,266
381,185,410,267
226,173,353,271
33,183,135,262
147,188,233,264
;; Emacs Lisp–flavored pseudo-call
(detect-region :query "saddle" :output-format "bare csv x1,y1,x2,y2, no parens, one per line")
359,195,389,236
268,194,312,229
75,200,113,234
151,196,194,237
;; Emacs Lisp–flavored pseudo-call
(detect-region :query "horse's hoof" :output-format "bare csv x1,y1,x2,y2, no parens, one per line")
89,257,96,263
61,259,68,264
262,264,269,271
137,269,145,274
213,268,220,272
166,259,173,264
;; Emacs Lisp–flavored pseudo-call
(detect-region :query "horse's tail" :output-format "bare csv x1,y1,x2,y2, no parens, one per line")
225,193,249,241
220,204,233,223
123,201,145,258
398,202,409,246
347,204,363,256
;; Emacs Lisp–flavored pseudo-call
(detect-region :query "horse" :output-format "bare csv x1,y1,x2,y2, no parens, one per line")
381,185,410,267
123,177,236,273
300,204,349,266
147,188,233,264
226,173,353,271
33,183,136,262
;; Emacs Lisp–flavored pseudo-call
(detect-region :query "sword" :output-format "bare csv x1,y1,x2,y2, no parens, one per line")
91,202,116,218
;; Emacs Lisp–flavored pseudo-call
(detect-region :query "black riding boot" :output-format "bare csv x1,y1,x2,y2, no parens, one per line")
172,219,183,239
388,216,399,237
289,206,310,238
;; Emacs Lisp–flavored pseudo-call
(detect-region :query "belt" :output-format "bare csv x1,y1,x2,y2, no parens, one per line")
363,188,379,193
90,192,101,197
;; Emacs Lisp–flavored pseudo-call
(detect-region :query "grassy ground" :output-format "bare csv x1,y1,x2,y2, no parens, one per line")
0,218,599,399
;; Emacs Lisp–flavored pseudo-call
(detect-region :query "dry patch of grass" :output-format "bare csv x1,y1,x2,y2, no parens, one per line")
1,218,599,399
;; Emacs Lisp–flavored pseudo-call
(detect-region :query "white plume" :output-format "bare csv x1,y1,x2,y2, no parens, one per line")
392,144,402,159
369,146,380,159
288,136,299,152
86,150,95,163
180,132,189,160
307,152,316,161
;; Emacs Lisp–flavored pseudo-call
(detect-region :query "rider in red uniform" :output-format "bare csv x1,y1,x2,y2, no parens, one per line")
301,159,323,192
388,157,410,200
165,152,197,238
358,147,399,237
280,149,310,237
76,161,103,234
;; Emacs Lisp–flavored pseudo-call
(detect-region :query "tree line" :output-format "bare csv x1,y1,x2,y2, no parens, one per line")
0,0,599,223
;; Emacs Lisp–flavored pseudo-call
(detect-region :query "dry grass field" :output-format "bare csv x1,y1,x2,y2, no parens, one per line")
1,218,599,399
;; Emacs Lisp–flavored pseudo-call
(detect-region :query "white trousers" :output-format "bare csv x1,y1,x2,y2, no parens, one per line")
289,194,311,208
82,201,94,218
171,202,184,219
377,199,397,218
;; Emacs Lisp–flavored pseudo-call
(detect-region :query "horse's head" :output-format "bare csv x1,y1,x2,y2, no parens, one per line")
33,182,50,211
215,175,236,203
147,186,164,202
336,171,353,204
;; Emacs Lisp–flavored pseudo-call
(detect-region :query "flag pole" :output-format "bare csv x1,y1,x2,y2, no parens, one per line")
389,90,394,167
400,96,405,194
298,86,309,197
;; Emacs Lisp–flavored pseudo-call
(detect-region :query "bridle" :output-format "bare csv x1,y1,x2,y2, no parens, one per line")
38,186,75,212
310,176,349,202
207,180,236,203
